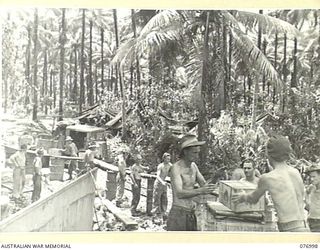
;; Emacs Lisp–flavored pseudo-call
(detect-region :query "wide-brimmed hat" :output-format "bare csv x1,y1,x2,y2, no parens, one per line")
65,136,73,141
179,134,205,151
305,164,320,173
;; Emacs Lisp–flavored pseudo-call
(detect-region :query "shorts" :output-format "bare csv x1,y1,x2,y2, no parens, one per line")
277,220,309,232
167,205,197,231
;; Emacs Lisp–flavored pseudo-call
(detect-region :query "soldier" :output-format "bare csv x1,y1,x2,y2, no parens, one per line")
233,135,309,232
7,144,27,202
61,136,78,180
115,147,129,207
167,134,216,231
305,164,320,232
151,152,172,217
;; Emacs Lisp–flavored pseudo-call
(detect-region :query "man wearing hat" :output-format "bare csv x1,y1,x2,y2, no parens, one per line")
61,136,78,180
84,142,98,170
305,164,320,232
167,134,216,231
233,135,309,232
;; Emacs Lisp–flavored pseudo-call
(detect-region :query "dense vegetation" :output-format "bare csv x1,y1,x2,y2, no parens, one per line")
2,9,320,179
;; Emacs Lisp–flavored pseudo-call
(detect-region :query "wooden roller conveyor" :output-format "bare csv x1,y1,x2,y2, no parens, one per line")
207,201,264,223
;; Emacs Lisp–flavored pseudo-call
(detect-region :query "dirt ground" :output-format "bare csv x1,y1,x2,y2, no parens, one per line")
92,169,172,231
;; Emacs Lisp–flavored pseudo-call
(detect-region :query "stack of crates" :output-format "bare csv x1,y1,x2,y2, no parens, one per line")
37,135,58,151
48,148,65,181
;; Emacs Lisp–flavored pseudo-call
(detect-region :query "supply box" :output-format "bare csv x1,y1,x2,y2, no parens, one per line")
219,180,265,213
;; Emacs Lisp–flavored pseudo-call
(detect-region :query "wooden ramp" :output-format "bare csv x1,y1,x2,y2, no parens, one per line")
0,169,97,232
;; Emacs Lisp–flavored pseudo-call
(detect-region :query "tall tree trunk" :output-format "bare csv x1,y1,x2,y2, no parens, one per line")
221,16,227,110
43,48,48,114
113,9,126,139
95,65,98,102
198,10,210,172
25,25,31,109
73,45,78,103
32,8,39,121
251,9,263,128
289,36,298,114
281,32,287,113
88,19,94,106
79,9,86,113
131,9,141,99
100,27,104,93
58,8,66,121
273,29,278,106
50,69,53,110
68,52,72,101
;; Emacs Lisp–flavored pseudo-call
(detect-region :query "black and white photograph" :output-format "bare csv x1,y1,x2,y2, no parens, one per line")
1,7,320,234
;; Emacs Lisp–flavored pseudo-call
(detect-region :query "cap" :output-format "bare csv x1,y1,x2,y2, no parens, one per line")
267,135,292,162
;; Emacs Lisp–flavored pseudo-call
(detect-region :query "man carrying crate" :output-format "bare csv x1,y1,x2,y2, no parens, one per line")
233,135,309,232
167,134,216,231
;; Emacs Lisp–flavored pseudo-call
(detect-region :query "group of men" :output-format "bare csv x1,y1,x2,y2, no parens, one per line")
6,133,98,205
114,148,172,217
114,133,320,232
8,131,320,232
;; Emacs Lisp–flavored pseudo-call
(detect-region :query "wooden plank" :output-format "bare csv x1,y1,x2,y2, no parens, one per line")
102,199,138,231
0,169,97,232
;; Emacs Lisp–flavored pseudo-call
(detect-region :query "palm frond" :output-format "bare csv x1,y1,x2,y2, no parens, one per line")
233,10,301,37
140,10,181,36
231,27,283,92
222,11,283,91
112,21,183,68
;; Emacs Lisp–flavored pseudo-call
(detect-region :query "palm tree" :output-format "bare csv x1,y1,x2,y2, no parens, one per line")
32,8,39,121
58,8,66,121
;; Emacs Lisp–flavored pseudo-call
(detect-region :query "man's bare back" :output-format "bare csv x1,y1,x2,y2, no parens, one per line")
260,166,305,223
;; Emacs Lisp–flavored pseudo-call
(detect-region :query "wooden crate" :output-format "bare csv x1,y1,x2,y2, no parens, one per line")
48,148,62,156
37,139,58,150
49,164,65,181
219,180,265,213
50,157,65,166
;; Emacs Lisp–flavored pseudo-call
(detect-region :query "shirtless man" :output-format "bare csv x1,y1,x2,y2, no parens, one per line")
241,159,259,185
167,134,216,231
115,147,129,207
305,164,320,232
130,154,149,216
233,135,309,232
151,152,172,216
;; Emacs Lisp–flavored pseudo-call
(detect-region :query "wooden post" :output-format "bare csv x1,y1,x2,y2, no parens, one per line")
146,177,155,215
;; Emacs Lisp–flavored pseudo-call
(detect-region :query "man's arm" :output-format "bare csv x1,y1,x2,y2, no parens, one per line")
194,163,206,187
170,165,215,199
233,175,268,204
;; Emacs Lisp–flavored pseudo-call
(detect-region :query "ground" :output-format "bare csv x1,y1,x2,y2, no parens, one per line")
92,169,172,231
